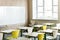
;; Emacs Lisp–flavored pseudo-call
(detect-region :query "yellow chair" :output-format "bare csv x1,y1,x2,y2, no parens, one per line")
42,25,47,30
38,33,45,40
38,25,46,40
7,29,20,40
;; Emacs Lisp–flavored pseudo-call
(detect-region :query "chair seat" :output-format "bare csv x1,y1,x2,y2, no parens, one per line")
6,29,20,40
7,36,18,40
46,36,55,39
7,36,12,39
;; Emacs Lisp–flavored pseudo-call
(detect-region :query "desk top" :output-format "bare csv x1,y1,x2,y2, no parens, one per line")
44,23,54,25
38,29,53,33
52,27,60,30
33,25,43,27
23,32,44,37
19,27,33,29
0,29,16,33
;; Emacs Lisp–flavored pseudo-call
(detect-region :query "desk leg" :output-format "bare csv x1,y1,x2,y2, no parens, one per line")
34,37,36,40
3,33,6,40
3,33,4,40
44,33,46,40
20,29,22,37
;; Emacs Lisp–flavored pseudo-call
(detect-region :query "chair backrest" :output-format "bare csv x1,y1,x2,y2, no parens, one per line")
12,29,20,38
53,30,58,38
42,25,47,30
56,23,60,27
28,27,33,33
38,33,44,40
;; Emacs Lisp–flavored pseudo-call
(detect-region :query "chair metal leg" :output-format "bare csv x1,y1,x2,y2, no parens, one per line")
57,36,59,40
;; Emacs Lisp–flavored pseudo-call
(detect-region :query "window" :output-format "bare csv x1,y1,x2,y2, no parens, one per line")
32,0,58,20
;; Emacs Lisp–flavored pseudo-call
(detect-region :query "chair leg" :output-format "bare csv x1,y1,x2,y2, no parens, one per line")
57,36,59,40
46,39,49,40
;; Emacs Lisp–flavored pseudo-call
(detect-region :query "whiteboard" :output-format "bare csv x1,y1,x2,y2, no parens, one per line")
0,6,25,25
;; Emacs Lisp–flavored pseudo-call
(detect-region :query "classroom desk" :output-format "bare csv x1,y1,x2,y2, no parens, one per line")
23,32,44,40
33,25,43,32
18,27,33,37
38,29,53,40
52,27,60,40
43,23,54,29
0,29,16,40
